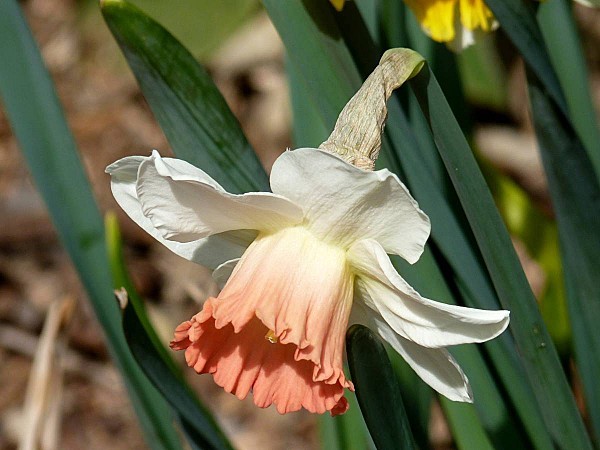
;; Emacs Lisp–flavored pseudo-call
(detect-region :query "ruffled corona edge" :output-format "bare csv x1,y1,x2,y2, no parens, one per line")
170,300,352,416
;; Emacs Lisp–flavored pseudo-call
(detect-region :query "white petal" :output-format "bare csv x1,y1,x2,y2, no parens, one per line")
270,148,430,263
446,7,499,53
574,0,600,6
348,239,510,348
136,150,303,242
350,303,472,402
106,156,255,269
446,23,476,53
212,258,239,290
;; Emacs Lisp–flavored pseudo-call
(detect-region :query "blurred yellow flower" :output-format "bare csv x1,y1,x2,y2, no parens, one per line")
328,0,495,50
330,0,345,11
330,0,598,51
403,0,496,50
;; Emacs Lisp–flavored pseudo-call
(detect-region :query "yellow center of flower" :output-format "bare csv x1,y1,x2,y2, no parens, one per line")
404,0,495,42
265,329,279,344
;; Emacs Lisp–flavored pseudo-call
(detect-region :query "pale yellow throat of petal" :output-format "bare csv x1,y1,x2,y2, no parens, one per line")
319,48,425,171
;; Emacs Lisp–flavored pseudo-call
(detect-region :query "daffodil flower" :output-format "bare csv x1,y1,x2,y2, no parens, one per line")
404,0,496,51
107,148,509,415
330,0,598,51
404,0,599,50
106,48,509,415
328,0,496,51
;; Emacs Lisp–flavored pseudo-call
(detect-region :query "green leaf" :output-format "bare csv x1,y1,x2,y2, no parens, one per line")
484,0,567,116
441,401,494,450
101,0,269,194
105,213,177,371
527,67,600,445
396,249,530,450
347,325,417,450
457,36,508,112
318,393,374,450
495,177,571,355
263,0,362,132
0,3,182,449
486,0,600,182
537,0,600,182
386,350,432,450
120,298,233,450
106,214,233,450
386,99,554,449
288,58,329,149
409,66,592,450
345,8,552,450
266,2,552,449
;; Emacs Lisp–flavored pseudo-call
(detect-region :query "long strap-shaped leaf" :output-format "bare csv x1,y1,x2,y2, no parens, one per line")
121,298,233,450
101,0,269,194
376,19,552,449
395,250,532,450
410,67,592,450
489,0,600,440
318,394,373,450
265,0,551,449
106,216,233,450
527,68,600,445
537,0,600,185
0,3,182,449
484,0,566,116
347,325,417,450
267,3,552,449
485,0,600,181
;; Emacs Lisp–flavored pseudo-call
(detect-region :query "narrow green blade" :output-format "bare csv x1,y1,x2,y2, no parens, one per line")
262,0,361,131
265,2,552,449
121,298,233,450
441,401,494,450
537,0,600,179
386,351,432,449
409,67,592,449
397,250,531,450
0,3,181,449
105,214,177,371
527,68,600,444
287,58,329,149
486,0,600,181
106,215,233,450
347,325,417,450
101,0,268,194
484,0,567,116
318,393,374,450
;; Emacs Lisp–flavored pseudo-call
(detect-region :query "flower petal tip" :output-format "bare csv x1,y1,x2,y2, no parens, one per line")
454,387,474,403
330,397,350,416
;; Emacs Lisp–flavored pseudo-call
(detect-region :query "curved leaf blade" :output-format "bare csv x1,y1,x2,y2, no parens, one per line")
266,3,553,448
484,0,567,116
527,68,600,444
537,0,600,180
106,214,233,450
486,0,600,182
409,66,592,450
101,0,269,194
347,325,416,450
0,3,182,449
